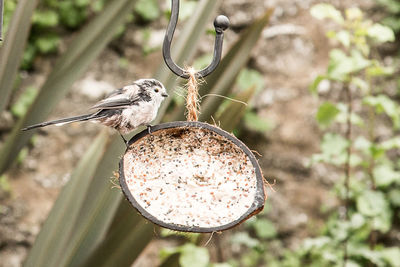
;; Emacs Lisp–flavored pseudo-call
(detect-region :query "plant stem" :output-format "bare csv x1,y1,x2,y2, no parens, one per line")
343,82,353,266
367,76,376,190
344,83,352,219
366,75,377,257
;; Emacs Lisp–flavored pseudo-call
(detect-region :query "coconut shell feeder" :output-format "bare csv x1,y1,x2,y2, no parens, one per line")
119,0,267,233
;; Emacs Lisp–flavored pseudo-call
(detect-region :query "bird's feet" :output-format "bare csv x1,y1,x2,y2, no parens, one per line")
147,124,153,135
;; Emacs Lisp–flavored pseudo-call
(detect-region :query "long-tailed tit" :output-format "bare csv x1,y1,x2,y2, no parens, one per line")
22,79,168,145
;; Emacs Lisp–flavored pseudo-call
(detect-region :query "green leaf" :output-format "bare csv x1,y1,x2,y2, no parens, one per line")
345,7,363,20
381,247,400,267
0,174,11,193
92,0,106,12
316,102,340,127
329,220,351,242
16,147,29,165
32,9,59,27
236,68,265,92
367,23,395,43
216,86,256,132
302,237,331,251
321,133,348,155
11,87,38,118
357,190,385,217
382,16,400,33
23,130,111,267
388,189,400,207
354,136,371,153
312,133,349,165
351,77,369,93
34,34,60,53
230,232,260,248
310,4,344,24
211,263,233,267
81,202,154,267
366,65,394,77
53,136,126,267
0,0,39,113
327,49,371,81
349,246,385,266
354,136,384,159
160,229,200,243
350,213,366,229
309,75,326,95
134,0,160,21
21,43,37,70
243,111,274,133
2,0,18,32
74,0,90,7
363,95,400,129
377,0,400,13
335,103,364,126
372,207,392,233
252,218,277,239
179,244,210,267
373,164,400,188
59,2,88,28
336,30,351,48
381,137,400,150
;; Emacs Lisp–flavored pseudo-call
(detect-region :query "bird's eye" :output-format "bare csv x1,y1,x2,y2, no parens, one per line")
154,88,159,93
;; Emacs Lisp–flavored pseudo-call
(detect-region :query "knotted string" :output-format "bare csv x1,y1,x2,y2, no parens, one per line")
185,67,200,121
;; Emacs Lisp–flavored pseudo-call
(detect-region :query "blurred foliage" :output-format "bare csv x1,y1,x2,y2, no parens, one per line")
134,0,160,21
377,0,400,33
11,87,38,118
0,175,11,193
301,4,400,267
3,0,108,69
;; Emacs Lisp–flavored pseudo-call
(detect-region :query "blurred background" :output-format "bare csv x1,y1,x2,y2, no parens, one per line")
0,0,399,266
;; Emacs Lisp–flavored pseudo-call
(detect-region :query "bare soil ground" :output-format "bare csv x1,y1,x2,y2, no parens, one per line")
0,0,377,266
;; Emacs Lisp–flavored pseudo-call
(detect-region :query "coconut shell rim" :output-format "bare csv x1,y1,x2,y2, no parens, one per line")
119,121,265,233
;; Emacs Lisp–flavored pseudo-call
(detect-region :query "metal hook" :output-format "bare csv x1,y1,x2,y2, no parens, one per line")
0,0,4,41
163,0,229,79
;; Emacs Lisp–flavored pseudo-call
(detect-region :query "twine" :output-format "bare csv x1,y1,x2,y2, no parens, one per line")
185,67,199,121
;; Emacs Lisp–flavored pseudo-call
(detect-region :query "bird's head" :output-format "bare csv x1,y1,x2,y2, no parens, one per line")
135,79,168,105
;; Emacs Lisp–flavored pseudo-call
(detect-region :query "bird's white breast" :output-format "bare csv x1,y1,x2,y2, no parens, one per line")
122,101,159,130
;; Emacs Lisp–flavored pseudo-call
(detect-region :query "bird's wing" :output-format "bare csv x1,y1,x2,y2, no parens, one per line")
90,84,140,110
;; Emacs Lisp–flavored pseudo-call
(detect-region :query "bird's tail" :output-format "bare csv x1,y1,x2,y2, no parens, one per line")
22,113,98,131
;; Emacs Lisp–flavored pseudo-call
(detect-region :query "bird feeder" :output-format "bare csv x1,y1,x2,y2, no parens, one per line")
119,0,267,232
119,121,266,232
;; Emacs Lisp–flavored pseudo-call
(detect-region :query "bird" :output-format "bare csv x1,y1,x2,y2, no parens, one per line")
22,78,169,145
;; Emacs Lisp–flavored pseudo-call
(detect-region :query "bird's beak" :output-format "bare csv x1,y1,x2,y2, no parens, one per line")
162,93,169,98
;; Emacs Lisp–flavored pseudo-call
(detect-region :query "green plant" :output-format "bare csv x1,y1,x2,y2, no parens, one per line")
220,4,400,267
376,0,400,33
0,0,38,113
295,4,400,266
2,0,108,70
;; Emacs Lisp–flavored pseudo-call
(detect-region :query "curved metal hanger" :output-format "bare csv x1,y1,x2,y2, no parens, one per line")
163,0,229,79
